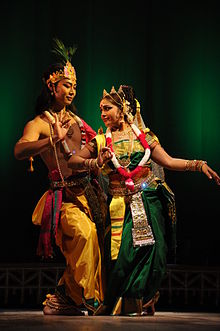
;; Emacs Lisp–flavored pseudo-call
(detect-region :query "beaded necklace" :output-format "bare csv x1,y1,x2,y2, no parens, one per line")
106,123,151,191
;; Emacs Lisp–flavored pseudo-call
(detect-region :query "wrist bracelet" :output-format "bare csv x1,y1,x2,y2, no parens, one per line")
185,160,207,172
198,160,207,172
89,159,96,169
84,159,91,169
95,158,103,169
84,158,101,170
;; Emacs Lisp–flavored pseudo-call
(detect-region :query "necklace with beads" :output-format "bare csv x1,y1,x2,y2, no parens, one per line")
106,123,151,191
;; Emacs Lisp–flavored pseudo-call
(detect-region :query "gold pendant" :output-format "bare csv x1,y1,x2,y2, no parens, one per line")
117,157,130,168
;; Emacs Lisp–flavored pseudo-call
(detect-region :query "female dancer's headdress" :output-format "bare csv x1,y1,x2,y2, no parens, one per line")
103,85,134,123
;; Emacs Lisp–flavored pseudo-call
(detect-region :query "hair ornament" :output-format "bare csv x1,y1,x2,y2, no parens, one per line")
117,85,124,96
102,85,134,123
102,85,124,104
110,86,117,94
134,98,142,129
102,89,109,98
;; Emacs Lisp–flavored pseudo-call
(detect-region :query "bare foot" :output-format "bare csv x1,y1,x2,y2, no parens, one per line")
43,304,85,316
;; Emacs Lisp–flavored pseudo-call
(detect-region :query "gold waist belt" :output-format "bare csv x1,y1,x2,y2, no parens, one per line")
51,174,89,189
108,172,155,196
109,172,156,247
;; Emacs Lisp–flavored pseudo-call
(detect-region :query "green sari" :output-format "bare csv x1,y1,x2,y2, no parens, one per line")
95,132,176,315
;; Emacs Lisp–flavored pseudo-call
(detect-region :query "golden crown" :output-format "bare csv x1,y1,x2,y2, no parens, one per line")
102,85,124,100
46,61,77,85
102,85,135,123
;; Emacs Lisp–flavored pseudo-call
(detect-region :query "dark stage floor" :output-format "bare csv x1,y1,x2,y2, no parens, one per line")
0,310,219,331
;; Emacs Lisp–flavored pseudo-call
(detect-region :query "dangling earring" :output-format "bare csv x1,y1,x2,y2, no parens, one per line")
119,112,125,124
126,112,134,124
51,91,54,96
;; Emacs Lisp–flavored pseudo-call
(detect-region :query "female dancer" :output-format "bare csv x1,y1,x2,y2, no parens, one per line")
67,85,220,316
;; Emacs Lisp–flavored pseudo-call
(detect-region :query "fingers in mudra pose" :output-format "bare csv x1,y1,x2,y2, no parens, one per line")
53,113,72,140
98,147,112,166
202,163,220,185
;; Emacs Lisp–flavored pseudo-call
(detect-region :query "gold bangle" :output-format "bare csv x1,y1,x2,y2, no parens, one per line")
84,159,95,170
185,160,207,172
95,158,103,169
84,158,102,170
90,159,96,170
185,160,195,171
88,159,93,169
84,159,89,169
197,160,207,172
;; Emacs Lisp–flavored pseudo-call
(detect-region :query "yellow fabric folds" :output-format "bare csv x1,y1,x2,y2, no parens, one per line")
96,133,106,154
32,191,49,225
33,188,104,308
56,193,104,306
95,133,111,175
109,196,126,260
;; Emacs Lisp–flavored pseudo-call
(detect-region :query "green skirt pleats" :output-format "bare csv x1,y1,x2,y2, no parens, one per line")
103,183,176,312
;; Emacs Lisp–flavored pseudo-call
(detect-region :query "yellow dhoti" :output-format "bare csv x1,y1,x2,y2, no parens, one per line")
56,193,104,307
33,176,105,312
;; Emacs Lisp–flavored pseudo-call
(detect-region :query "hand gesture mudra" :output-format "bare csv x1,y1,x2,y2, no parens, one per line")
44,110,72,142
53,113,72,141
201,163,220,185
97,145,112,168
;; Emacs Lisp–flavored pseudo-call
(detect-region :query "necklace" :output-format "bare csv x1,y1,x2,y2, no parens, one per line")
112,125,132,138
106,123,151,191
112,129,134,168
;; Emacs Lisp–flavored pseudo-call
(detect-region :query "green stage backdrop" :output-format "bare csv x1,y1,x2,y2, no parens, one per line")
0,0,219,265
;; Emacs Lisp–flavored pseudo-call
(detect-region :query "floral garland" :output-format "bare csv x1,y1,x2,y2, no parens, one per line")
106,123,151,191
